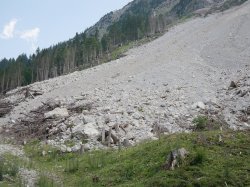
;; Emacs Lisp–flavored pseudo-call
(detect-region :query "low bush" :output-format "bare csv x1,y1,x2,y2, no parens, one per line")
193,116,208,130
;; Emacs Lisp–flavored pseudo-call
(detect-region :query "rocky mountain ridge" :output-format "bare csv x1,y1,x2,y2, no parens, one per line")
85,0,230,37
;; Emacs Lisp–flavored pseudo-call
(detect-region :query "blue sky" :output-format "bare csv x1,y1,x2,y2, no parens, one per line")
0,0,132,60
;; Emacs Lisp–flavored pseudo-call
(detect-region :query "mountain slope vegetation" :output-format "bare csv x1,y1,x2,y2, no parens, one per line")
1,130,249,186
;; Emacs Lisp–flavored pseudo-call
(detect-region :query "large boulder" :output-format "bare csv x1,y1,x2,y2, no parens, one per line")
44,108,69,119
192,102,206,110
72,123,99,139
71,143,82,152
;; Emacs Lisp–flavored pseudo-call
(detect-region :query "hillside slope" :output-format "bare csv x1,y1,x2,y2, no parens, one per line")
0,0,249,151
0,0,246,93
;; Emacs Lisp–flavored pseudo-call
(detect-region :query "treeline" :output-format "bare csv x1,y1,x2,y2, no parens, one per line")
0,0,197,93
0,31,103,93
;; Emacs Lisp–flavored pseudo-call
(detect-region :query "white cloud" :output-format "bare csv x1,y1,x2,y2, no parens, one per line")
20,27,40,52
20,27,40,41
0,19,18,39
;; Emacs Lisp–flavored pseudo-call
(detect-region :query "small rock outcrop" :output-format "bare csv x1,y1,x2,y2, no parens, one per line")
163,148,189,170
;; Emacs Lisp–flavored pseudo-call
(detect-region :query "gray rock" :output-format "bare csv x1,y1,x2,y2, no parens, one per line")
192,102,206,110
70,116,84,127
60,144,67,153
49,127,59,135
197,102,206,110
66,147,72,153
163,148,189,170
83,144,91,151
126,108,135,115
122,139,132,147
44,108,69,119
44,99,61,109
152,123,169,134
72,122,99,139
132,112,142,120
83,115,95,124
42,150,46,156
59,123,67,132
71,143,82,152
168,118,175,124
178,148,189,159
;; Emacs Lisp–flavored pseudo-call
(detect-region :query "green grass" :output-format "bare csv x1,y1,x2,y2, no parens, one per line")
193,116,209,131
19,130,250,187
37,174,56,187
108,36,162,62
0,153,22,187
110,43,133,61
192,115,223,131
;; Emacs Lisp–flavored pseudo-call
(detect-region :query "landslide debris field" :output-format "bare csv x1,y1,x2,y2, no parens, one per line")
0,1,250,186
1,1,249,147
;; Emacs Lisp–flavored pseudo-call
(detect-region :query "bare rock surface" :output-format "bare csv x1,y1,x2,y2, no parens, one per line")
163,148,189,170
0,1,250,150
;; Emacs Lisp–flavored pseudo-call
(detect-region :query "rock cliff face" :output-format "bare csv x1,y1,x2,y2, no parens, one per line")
0,1,249,152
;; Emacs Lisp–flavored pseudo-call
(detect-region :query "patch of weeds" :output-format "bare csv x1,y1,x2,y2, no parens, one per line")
0,158,3,181
0,154,19,181
191,149,206,165
65,158,79,173
87,152,107,170
37,174,56,187
76,178,94,187
24,140,61,163
192,115,221,131
40,145,61,163
121,165,136,181
193,116,208,131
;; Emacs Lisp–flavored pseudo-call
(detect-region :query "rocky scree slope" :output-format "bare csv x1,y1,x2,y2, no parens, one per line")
0,1,250,153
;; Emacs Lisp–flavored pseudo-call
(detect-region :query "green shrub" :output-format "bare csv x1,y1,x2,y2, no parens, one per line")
191,149,206,165
193,116,208,131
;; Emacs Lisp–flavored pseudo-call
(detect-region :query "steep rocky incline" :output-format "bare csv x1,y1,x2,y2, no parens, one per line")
85,0,228,37
0,1,249,151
